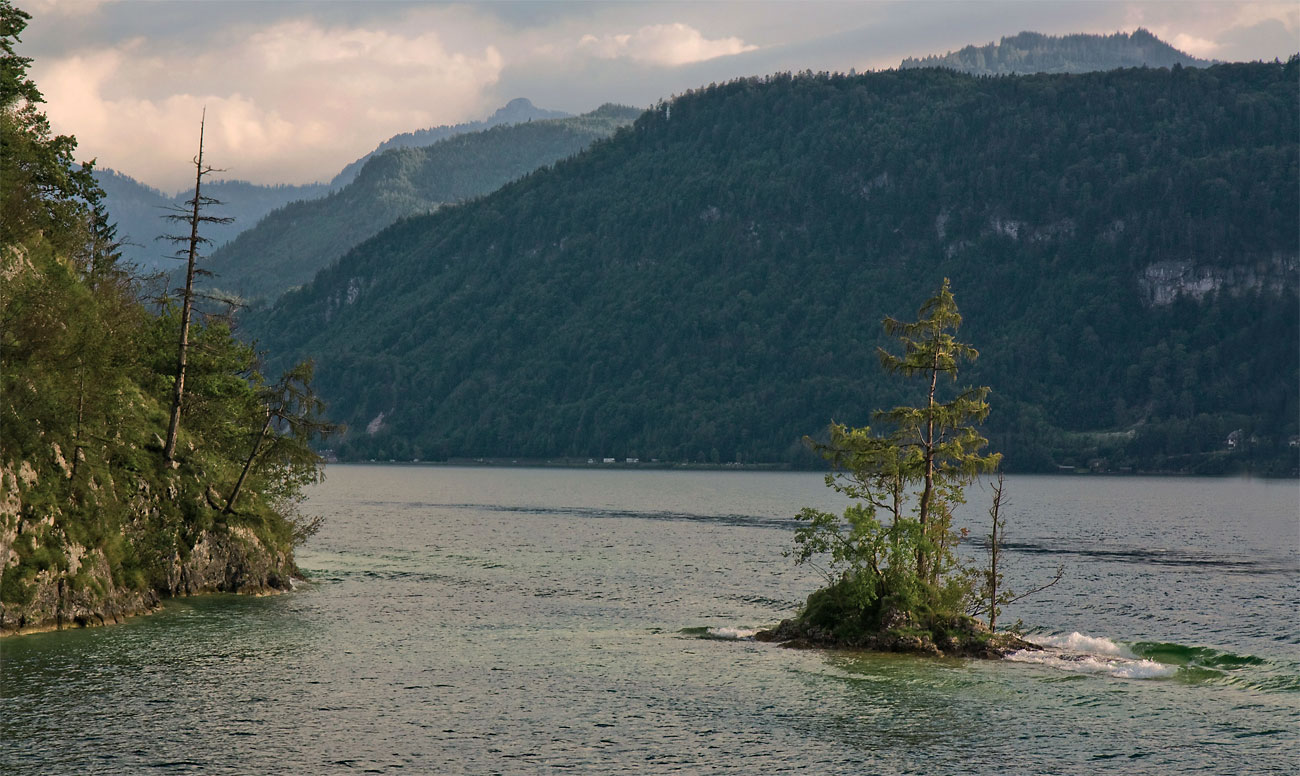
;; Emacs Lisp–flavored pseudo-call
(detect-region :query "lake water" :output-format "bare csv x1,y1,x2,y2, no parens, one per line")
3,466,1297,774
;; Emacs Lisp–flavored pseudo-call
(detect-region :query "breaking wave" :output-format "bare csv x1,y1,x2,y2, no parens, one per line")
1007,632,1294,688
1007,631,1176,679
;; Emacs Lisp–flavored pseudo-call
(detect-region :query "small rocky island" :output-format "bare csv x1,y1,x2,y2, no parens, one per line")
755,609,1040,659
765,282,1055,660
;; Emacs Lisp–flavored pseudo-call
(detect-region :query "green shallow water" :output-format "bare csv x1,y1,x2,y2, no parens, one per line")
2,467,1297,774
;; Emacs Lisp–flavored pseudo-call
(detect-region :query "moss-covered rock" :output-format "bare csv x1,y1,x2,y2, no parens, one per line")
754,612,1041,658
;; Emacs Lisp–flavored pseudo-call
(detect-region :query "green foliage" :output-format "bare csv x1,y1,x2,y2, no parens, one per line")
247,62,1299,473
792,283,999,635
1,6,330,609
0,1,98,260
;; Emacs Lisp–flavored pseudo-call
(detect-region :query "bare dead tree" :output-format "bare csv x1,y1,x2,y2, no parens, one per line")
985,472,1007,630
161,109,233,465
970,471,1065,630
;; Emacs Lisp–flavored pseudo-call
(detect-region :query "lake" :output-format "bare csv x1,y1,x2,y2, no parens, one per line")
3,466,1297,774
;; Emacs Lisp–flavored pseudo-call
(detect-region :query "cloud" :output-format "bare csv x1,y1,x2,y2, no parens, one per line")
1230,2,1300,33
575,23,758,66
27,1,1298,190
33,13,505,191
1125,1,1297,62
1170,33,1223,58
23,0,109,18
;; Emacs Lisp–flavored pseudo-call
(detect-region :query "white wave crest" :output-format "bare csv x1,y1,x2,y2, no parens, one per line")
706,627,758,640
1032,631,1133,657
1007,631,1175,680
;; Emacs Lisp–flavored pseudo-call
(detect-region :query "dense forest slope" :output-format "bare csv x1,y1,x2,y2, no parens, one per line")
1,4,326,634
250,62,1299,474
901,29,1209,74
94,98,570,272
202,104,641,303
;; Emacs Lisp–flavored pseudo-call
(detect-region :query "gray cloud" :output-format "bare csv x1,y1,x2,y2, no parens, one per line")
22,1,1297,191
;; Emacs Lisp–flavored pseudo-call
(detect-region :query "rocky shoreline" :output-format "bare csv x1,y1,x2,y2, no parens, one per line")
1,459,300,638
0,525,298,637
755,614,1042,659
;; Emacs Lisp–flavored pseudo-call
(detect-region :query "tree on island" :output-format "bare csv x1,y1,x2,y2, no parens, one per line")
765,280,1032,656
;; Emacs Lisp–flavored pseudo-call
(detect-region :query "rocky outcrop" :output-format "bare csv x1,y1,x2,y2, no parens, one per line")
3,546,161,633
755,612,1041,659
0,526,295,636
0,460,297,637
169,524,296,596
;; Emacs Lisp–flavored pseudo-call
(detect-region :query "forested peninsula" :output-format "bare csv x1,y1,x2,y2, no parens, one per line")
0,3,326,635
251,60,1299,475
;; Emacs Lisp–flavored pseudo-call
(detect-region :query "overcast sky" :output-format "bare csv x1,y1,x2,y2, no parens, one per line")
21,0,1299,192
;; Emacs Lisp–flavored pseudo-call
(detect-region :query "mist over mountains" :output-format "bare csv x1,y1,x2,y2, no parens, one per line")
93,98,572,272
329,98,573,189
201,104,639,302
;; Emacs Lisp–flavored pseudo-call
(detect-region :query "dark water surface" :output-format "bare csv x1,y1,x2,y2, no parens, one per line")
3,467,1297,774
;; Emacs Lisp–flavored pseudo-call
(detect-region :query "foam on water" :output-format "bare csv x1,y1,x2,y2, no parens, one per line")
1007,631,1177,680
705,627,759,640
1031,631,1134,657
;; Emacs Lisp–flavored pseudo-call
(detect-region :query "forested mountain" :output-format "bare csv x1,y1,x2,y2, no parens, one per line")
901,29,1209,75
329,97,571,188
249,61,1299,475
201,104,640,303
93,98,570,272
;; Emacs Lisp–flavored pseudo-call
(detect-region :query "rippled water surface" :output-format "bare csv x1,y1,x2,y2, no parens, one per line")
3,467,1298,774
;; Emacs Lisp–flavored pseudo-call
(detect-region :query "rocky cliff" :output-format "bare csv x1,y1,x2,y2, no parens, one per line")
0,456,298,636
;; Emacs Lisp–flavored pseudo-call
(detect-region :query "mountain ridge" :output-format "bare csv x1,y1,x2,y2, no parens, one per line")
94,98,573,271
247,61,1298,474
202,103,641,302
901,28,1210,74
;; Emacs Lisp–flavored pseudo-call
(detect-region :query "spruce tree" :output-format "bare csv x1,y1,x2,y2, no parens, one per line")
791,280,1000,636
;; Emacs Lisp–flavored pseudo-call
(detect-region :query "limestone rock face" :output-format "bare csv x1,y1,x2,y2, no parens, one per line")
0,461,296,636
170,525,295,596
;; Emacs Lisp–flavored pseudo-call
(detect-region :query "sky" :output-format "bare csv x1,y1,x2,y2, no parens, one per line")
21,0,1299,192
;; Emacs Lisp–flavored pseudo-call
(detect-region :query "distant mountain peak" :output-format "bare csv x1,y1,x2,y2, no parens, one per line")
901,28,1210,75
330,98,572,188
488,97,570,124
500,97,536,111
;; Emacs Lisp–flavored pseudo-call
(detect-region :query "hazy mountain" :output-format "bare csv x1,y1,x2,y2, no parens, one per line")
202,104,640,303
329,98,572,188
92,169,329,272
901,29,1210,75
94,98,571,272
248,61,1298,473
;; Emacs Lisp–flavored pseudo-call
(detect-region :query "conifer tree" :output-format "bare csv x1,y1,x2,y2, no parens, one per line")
791,280,1001,634
875,278,1001,582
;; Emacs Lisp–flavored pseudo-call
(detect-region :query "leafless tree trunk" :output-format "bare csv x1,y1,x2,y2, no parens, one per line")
224,408,272,514
986,472,1006,631
162,110,232,465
